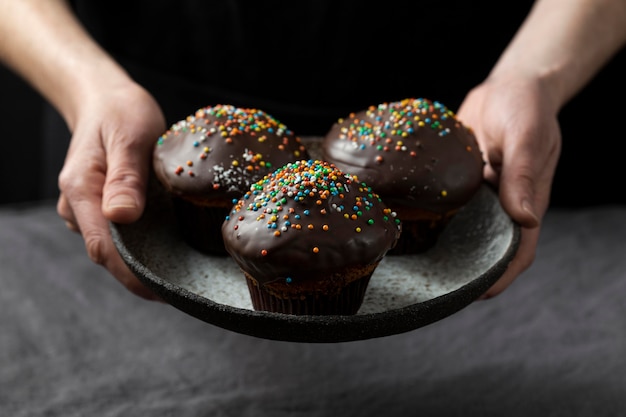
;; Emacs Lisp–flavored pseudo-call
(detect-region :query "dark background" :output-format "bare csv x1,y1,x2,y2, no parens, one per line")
0,65,46,204
1,47,625,206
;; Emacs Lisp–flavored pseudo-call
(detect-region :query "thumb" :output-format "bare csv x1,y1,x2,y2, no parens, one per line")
497,140,551,230
102,138,152,224
499,172,541,229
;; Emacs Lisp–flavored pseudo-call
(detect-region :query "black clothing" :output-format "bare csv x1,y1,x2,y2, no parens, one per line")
4,1,624,205
69,1,533,133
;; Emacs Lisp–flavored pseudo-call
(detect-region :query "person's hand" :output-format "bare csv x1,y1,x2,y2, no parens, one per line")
57,81,166,300
457,73,562,299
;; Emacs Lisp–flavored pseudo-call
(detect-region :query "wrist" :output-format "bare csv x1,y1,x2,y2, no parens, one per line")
61,62,138,131
486,63,563,115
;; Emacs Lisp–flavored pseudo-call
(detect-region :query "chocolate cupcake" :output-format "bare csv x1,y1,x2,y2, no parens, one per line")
221,159,401,315
153,104,309,255
321,98,484,255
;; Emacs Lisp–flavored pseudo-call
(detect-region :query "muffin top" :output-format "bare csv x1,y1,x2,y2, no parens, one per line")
221,159,401,283
153,104,309,203
321,98,484,213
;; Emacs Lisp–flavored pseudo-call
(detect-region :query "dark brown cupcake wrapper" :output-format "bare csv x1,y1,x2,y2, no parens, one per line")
245,272,374,316
172,197,230,256
387,215,455,255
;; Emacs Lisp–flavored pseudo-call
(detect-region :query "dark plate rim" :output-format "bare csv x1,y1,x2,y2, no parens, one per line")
111,184,521,343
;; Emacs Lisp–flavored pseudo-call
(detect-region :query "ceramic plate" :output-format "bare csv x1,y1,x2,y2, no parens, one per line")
111,177,520,343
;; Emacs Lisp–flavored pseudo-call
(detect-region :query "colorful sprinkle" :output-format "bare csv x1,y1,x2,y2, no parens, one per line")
225,160,401,252
329,98,471,166
155,104,307,187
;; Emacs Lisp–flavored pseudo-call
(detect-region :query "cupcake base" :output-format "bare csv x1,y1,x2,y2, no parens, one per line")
387,208,458,255
243,263,378,315
171,197,230,256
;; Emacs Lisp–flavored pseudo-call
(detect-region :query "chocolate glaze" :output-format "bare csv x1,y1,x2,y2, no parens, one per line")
153,105,309,202
221,160,402,284
321,98,484,213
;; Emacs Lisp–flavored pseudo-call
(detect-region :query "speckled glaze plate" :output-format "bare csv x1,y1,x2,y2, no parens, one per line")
111,178,520,343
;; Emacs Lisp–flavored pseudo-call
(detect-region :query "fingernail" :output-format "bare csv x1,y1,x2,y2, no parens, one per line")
108,194,137,209
522,199,540,226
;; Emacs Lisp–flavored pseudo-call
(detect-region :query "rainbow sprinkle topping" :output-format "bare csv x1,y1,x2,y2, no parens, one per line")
332,98,474,165
225,159,401,255
156,104,305,178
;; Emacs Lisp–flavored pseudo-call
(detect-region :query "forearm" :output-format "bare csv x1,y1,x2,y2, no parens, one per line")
490,0,626,108
0,0,133,130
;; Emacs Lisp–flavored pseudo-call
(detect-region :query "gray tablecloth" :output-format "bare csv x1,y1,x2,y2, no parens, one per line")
1,201,625,416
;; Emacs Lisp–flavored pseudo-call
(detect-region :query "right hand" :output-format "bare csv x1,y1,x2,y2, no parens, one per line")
57,81,167,300
457,72,562,299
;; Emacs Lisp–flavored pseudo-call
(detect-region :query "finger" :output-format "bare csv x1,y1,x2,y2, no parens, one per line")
478,127,559,300
57,192,80,233
478,226,539,299
61,156,161,301
482,147,502,187
497,128,558,229
101,133,153,224
65,220,80,233
101,236,164,301
75,191,162,301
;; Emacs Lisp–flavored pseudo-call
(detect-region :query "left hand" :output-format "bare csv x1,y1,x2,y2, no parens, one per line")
57,81,167,300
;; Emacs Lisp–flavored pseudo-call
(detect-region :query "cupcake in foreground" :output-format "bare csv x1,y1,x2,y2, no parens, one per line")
321,98,484,255
153,104,309,255
221,159,401,315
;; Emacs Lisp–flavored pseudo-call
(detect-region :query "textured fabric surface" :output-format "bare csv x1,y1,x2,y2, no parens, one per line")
1,201,625,416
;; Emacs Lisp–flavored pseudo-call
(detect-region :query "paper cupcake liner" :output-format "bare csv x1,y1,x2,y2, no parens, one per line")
388,214,456,255
171,197,230,256
244,271,374,316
